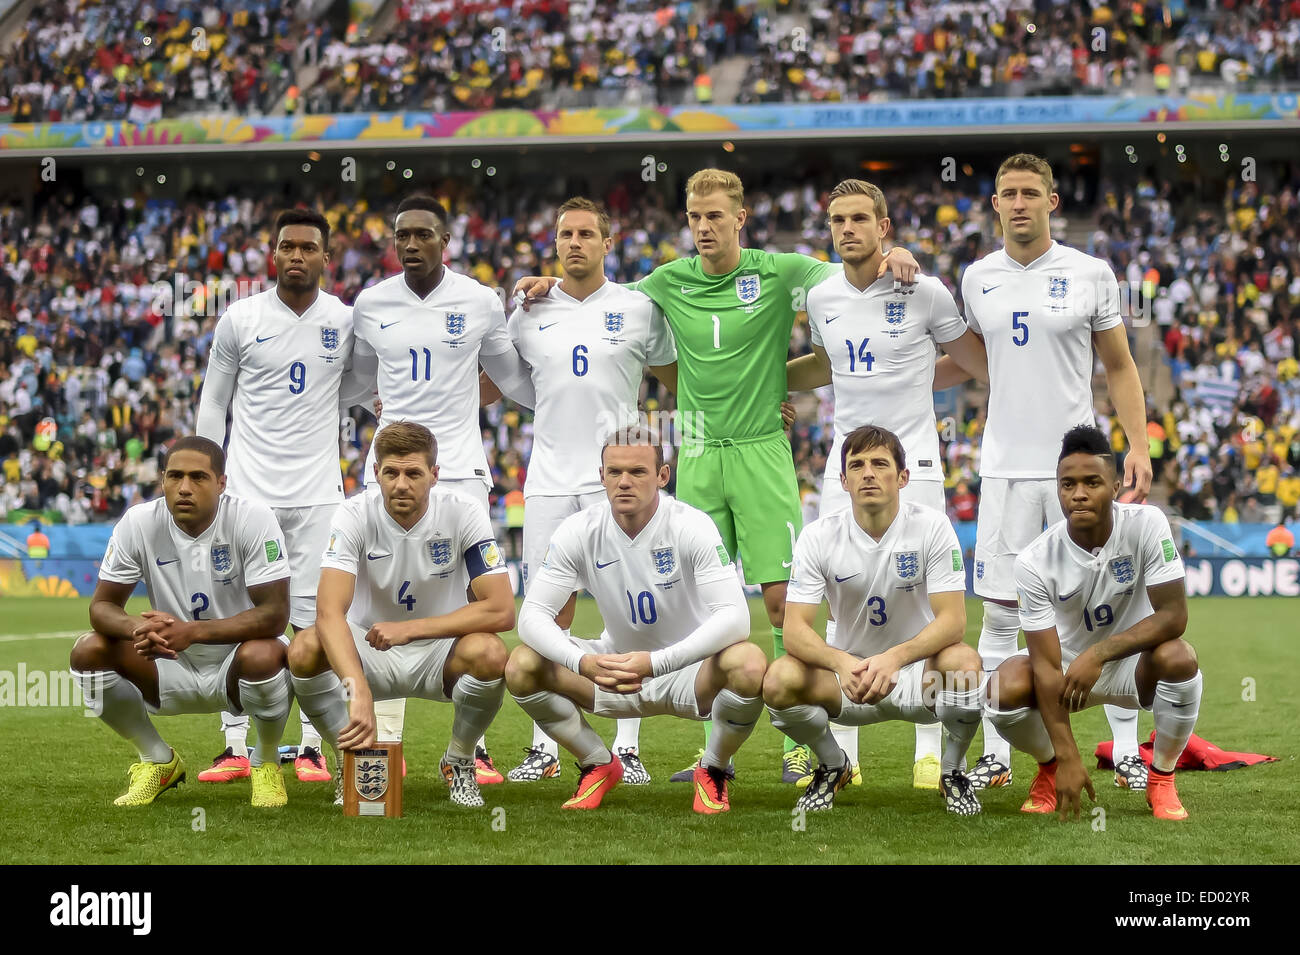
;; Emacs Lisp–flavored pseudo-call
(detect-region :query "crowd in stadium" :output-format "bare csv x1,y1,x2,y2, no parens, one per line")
2,155,1299,541
5,0,1300,122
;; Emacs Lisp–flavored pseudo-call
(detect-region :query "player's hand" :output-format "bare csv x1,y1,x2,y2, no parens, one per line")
511,276,557,311
1120,451,1153,504
373,396,383,419
1055,757,1096,821
850,651,901,704
132,610,173,637
877,246,919,292
133,631,178,660
580,653,643,694
1060,649,1102,713
835,662,863,703
781,397,796,433
153,619,197,654
365,621,414,651
338,692,376,751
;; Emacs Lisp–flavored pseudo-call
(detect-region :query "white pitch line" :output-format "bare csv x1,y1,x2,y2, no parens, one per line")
0,631,83,643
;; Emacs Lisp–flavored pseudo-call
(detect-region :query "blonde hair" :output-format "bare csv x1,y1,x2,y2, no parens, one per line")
995,153,1055,194
827,179,888,221
685,168,744,211
374,421,436,466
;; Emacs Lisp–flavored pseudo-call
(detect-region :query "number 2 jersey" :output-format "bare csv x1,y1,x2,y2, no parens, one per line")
961,242,1122,479
1014,502,1185,661
786,501,966,659
320,485,507,631
98,495,291,668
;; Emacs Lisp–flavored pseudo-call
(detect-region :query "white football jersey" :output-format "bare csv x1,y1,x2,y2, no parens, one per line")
532,495,737,656
98,495,291,668
962,242,1122,478
787,501,966,659
353,269,513,486
320,484,507,630
202,287,354,506
809,273,966,482
509,281,676,498
1015,503,1185,660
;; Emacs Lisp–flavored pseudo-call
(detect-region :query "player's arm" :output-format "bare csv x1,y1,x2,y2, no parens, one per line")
133,579,290,660
315,566,376,749
1024,623,1092,800
480,350,536,409
935,328,988,386
88,579,150,641
366,569,515,649
1093,324,1152,502
649,362,677,394
518,571,589,674
853,590,966,703
786,343,832,391
639,575,749,678
784,600,864,693
479,370,503,406
339,343,378,410
195,312,240,442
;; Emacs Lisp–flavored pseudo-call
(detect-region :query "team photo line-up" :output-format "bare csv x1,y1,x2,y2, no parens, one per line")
69,152,1203,821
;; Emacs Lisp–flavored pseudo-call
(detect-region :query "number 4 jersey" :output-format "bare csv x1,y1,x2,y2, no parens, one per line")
786,501,966,660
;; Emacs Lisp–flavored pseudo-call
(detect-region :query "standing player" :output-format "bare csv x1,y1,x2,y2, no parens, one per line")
985,426,1201,820
786,178,988,790
959,154,1154,792
349,195,534,778
70,437,293,807
518,169,919,782
197,209,366,785
287,422,513,807
765,426,984,815
506,427,767,812
503,197,678,783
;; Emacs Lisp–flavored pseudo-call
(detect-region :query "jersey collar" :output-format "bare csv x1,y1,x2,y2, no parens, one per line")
999,240,1058,272
402,267,452,304
608,492,667,547
552,279,609,305
1062,503,1120,567
847,501,903,550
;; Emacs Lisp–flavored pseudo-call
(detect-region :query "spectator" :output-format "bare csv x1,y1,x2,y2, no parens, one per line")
1266,521,1295,557
25,520,49,557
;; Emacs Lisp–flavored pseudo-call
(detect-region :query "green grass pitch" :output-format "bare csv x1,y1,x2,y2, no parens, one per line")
0,596,1293,864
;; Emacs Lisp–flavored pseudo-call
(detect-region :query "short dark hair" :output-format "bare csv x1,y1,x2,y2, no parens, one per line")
1059,425,1115,469
165,436,226,476
601,425,665,471
275,208,330,249
395,194,449,230
841,425,906,474
556,196,611,239
374,421,437,466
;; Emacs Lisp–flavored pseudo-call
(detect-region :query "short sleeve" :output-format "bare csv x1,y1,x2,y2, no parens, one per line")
774,252,838,300
785,526,828,605
1014,555,1056,632
807,286,825,348
924,513,966,593
959,268,982,335
479,288,514,357
459,500,508,580
99,511,143,585
529,517,585,594
320,501,365,577
645,301,677,365
1091,262,1123,333
1140,507,1185,586
683,512,735,588
237,500,291,587
925,279,968,344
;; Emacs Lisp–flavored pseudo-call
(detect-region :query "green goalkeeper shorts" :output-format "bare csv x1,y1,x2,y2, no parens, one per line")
675,431,802,586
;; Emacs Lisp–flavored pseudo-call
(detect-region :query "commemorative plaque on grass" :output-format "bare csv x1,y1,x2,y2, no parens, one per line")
343,741,402,817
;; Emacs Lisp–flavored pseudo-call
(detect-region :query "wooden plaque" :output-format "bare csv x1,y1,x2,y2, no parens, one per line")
342,741,403,818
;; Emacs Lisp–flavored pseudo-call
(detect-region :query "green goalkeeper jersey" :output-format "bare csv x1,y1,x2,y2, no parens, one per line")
633,249,839,441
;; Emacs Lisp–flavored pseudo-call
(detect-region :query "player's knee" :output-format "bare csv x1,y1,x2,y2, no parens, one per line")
69,631,111,672
235,638,287,681
505,644,545,693
1151,638,1198,682
724,641,767,697
943,644,983,688
987,656,1033,710
460,632,508,681
286,627,322,676
762,654,804,707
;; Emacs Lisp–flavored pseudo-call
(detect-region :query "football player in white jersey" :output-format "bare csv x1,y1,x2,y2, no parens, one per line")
70,437,294,807
287,422,514,808
348,195,533,777
507,427,766,813
503,196,679,784
766,425,985,815
196,208,368,785
958,154,1154,792
985,426,1200,821
786,178,989,791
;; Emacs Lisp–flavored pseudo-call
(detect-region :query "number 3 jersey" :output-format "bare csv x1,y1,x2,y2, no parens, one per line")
786,501,966,659
98,495,291,667
1014,502,1185,661
320,485,507,631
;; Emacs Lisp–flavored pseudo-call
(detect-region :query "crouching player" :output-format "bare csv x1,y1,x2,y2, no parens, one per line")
71,437,293,807
287,422,512,807
764,425,984,814
986,426,1201,820
506,428,766,813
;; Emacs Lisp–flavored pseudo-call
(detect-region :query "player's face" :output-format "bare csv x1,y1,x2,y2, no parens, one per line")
686,190,745,263
273,225,328,292
375,452,437,522
841,444,908,510
600,444,669,519
162,449,225,527
393,210,448,282
1058,453,1120,532
991,169,1058,246
556,210,611,282
827,195,888,265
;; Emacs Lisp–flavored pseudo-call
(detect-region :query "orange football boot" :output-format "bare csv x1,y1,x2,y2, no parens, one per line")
692,763,731,814
562,753,623,810
1146,768,1189,821
1020,759,1058,814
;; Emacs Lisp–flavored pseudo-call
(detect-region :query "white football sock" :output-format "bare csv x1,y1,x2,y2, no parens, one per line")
977,602,1020,764
238,672,291,768
76,669,172,763
702,690,763,771
530,721,558,757
290,670,349,750
987,704,1055,764
298,709,322,752
612,718,642,752
514,690,609,766
768,703,843,768
935,686,981,775
1104,704,1140,762
830,722,859,765
448,676,505,760
220,710,250,758
1151,672,1202,773
914,721,943,762
374,697,406,742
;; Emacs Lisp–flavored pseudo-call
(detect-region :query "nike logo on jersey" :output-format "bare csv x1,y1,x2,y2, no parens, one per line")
539,323,559,331
595,559,620,569
680,286,700,295
823,314,840,324
366,552,392,561
981,285,1000,295
155,557,179,566
255,335,278,343
379,321,401,330
834,573,859,582
1057,589,1081,602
